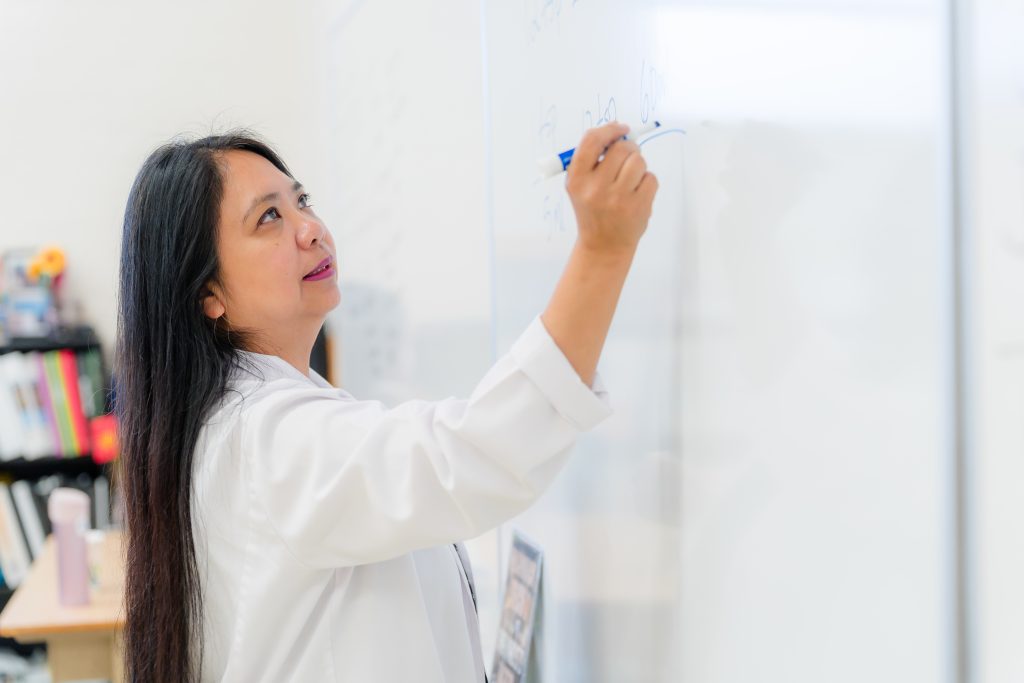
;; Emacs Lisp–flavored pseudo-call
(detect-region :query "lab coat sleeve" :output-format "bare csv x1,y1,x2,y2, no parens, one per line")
241,314,613,568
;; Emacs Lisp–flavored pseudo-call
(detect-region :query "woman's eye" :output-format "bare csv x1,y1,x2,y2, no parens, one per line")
258,207,280,225
299,193,313,208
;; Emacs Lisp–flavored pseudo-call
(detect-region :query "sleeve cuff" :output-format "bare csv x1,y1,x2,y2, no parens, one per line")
509,315,614,431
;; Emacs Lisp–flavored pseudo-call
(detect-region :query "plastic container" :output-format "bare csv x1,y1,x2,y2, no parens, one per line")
47,487,91,606
85,529,107,589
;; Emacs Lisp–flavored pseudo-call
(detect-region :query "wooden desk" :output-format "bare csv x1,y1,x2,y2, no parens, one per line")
0,531,124,683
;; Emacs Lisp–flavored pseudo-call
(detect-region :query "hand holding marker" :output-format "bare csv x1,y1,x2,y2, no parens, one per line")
559,121,660,256
538,121,660,388
538,120,663,180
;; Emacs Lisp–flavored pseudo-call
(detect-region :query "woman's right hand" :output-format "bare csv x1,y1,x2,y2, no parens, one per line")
565,121,659,256
540,122,661,388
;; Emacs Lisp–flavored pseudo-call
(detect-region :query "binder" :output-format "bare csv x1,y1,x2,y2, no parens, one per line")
59,350,91,454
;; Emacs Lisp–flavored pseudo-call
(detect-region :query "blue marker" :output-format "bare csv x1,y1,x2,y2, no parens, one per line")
537,120,662,179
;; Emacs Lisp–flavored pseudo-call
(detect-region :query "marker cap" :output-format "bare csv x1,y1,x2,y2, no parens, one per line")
537,155,567,180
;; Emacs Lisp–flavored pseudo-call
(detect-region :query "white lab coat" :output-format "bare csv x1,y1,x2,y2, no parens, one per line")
190,315,613,682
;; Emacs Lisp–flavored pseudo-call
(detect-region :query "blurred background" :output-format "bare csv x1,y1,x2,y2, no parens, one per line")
0,0,1021,682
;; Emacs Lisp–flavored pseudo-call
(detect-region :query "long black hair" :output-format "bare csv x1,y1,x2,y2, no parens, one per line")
115,130,292,682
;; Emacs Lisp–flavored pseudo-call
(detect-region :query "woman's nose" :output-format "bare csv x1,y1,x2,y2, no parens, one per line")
296,217,325,247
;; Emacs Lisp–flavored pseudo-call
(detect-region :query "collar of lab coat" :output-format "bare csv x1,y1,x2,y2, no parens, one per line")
234,350,333,390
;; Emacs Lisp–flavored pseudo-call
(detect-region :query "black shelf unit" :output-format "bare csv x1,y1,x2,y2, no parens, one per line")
0,324,114,659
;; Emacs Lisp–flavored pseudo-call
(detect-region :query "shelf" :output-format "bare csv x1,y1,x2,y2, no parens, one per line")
0,325,101,354
0,455,106,481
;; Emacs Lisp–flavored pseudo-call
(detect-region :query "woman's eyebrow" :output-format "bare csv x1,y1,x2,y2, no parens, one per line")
242,179,304,225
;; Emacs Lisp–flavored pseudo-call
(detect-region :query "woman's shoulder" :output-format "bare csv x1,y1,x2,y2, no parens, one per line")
199,352,301,430
212,351,358,423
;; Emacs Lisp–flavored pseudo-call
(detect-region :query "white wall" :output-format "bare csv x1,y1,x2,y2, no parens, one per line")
0,0,327,369
967,0,1024,680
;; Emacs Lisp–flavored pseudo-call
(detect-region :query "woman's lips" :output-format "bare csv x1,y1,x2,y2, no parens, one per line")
304,256,330,276
303,264,333,281
303,257,333,281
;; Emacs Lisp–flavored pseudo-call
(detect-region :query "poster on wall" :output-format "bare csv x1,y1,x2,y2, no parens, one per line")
491,531,544,683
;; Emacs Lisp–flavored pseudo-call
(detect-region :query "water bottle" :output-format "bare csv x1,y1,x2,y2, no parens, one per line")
47,487,91,606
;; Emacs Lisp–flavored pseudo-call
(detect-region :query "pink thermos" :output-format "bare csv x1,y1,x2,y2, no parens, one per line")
47,487,91,606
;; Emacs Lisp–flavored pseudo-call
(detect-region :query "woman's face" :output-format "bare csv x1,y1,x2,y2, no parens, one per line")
202,150,340,350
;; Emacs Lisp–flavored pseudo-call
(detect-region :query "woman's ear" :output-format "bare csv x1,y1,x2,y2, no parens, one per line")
201,283,226,320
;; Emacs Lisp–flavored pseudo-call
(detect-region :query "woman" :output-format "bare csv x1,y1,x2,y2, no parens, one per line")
116,121,657,682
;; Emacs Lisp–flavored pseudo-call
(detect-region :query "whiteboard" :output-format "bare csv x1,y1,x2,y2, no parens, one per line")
484,1,951,681
315,0,505,655
320,0,959,680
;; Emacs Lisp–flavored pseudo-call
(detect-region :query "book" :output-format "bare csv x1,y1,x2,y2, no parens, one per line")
77,348,106,417
10,481,45,560
44,351,75,456
0,354,27,460
33,475,62,535
0,483,31,589
93,475,110,530
32,351,61,458
58,350,90,454
75,349,95,418
29,479,51,537
14,351,55,459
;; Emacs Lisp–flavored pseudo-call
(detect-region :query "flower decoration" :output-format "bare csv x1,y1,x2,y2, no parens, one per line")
39,246,65,276
24,245,66,286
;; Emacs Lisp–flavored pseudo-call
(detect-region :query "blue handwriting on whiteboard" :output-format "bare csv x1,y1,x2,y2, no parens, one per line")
583,94,618,130
640,60,665,124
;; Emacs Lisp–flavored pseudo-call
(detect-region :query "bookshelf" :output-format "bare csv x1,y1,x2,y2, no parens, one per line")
0,324,114,660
